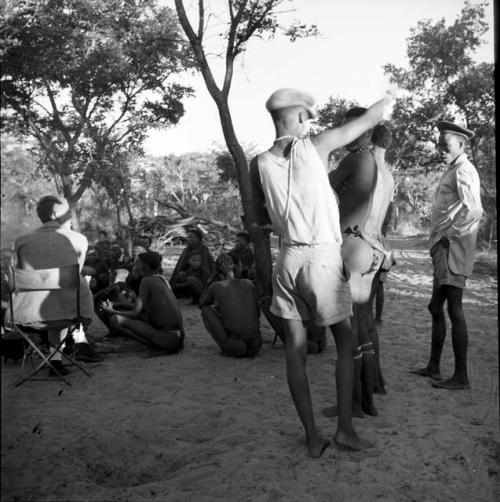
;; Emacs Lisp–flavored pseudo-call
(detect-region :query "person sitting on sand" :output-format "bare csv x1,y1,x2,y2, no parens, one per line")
101,251,185,357
170,228,215,291
228,231,255,280
172,253,211,304
411,121,482,390
199,253,263,358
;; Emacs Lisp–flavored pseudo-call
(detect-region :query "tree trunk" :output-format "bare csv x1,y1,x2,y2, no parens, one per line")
70,205,81,232
216,101,273,297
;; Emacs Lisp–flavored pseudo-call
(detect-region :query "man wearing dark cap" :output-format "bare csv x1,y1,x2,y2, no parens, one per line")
250,87,394,456
101,251,185,356
412,121,482,390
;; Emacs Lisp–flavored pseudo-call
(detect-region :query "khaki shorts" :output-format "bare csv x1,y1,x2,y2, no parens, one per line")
271,243,352,326
431,240,466,289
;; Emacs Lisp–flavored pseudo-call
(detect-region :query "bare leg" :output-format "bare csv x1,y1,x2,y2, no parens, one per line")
433,286,470,390
368,276,386,395
201,306,247,357
110,315,181,353
411,283,446,379
375,281,384,323
358,301,378,416
330,319,373,451
282,319,330,458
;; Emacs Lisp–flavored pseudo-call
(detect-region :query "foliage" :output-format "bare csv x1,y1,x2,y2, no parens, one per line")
1,0,193,228
382,0,495,239
213,143,260,184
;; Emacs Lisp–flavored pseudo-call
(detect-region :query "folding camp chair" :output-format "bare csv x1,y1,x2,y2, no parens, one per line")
6,264,91,387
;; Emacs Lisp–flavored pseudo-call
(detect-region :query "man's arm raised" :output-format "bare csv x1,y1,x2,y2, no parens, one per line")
312,94,394,162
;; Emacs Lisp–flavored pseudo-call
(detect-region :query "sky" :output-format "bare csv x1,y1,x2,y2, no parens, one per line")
143,0,495,156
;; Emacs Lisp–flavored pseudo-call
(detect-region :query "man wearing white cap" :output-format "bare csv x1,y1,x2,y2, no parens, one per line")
412,120,482,390
250,88,393,456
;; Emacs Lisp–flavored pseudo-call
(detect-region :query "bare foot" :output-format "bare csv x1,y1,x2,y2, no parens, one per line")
141,347,169,358
334,430,374,451
410,366,442,380
322,405,364,419
432,377,470,390
306,436,331,458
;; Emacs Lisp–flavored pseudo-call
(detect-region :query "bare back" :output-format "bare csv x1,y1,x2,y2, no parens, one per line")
211,279,260,339
140,275,180,330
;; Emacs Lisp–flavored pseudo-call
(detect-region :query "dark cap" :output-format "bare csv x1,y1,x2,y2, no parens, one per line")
437,120,474,141
138,251,162,270
187,227,203,241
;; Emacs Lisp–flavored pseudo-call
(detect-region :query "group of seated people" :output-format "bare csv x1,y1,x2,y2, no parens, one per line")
88,226,266,359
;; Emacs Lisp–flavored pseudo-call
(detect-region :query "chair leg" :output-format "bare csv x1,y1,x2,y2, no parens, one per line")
60,351,91,377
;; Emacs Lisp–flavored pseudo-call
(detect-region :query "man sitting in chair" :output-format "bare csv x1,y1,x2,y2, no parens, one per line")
10,195,95,376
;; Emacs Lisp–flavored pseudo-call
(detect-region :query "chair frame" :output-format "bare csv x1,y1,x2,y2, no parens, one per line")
7,264,91,387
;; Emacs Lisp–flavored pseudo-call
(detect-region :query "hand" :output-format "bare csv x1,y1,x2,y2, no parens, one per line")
441,236,450,248
101,299,114,313
381,91,396,120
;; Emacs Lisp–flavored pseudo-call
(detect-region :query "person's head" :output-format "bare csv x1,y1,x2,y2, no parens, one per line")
344,107,371,151
372,124,393,150
436,120,473,165
137,251,163,276
132,245,147,260
186,228,203,246
216,252,234,278
97,230,108,241
137,235,152,249
36,195,71,226
235,231,251,249
266,88,317,139
188,253,202,269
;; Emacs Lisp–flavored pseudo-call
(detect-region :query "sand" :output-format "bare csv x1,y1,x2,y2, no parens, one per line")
1,237,498,502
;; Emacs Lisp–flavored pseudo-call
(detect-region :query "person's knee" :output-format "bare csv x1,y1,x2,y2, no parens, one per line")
109,315,120,330
427,300,443,318
447,303,465,324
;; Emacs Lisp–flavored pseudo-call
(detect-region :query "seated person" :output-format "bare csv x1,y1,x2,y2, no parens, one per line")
9,195,96,375
170,227,215,290
101,251,184,356
228,231,255,279
172,253,210,304
94,230,112,266
199,253,262,358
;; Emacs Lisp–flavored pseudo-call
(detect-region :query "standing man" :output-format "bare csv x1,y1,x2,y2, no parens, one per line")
329,112,395,417
412,121,482,390
250,88,393,456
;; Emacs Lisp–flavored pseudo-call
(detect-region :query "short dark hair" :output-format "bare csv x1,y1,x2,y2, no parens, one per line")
138,251,162,271
236,231,250,243
36,195,63,223
187,227,203,241
345,107,368,120
98,230,108,237
372,124,393,149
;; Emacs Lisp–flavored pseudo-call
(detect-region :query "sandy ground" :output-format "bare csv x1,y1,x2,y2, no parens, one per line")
1,237,498,502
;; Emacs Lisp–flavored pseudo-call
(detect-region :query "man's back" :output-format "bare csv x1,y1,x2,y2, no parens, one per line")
16,222,88,270
256,137,342,246
330,150,394,236
13,221,93,325
141,275,180,330
211,279,259,339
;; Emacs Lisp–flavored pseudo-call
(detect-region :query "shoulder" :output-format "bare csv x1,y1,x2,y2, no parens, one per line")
455,157,480,182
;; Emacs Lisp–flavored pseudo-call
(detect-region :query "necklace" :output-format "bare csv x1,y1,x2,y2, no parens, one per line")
274,135,295,142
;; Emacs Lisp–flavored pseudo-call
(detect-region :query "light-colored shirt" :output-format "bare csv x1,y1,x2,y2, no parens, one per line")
12,221,94,325
256,137,342,246
429,153,482,276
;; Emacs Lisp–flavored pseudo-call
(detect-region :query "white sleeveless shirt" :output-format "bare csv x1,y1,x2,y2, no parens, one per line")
256,137,342,246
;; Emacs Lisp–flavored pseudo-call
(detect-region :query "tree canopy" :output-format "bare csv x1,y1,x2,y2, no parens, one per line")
1,0,193,228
